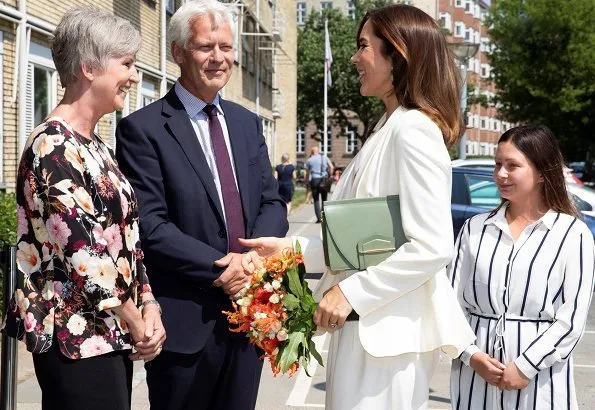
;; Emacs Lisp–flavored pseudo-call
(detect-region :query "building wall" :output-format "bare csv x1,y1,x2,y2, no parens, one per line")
439,0,510,156
0,0,296,191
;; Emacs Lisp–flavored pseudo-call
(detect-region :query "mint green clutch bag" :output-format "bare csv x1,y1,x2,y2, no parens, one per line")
321,195,407,271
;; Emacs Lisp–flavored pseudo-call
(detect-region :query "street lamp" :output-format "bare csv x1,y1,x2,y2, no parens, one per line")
448,42,479,160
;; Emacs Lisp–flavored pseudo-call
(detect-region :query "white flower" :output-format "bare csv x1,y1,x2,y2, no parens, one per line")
81,149,102,178
32,133,64,157
42,280,54,301
79,335,114,358
43,308,54,334
88,258,118,290
269,293,280,304
57,194,75,209
15,289,29,319
16,242,41,274
263,282,274,293
71,249,100,278
253,312,268,320
31,218,49,244
270,320,282,333
276,329,288,341
236,297,252,307
124,222,139,250
116,257,132,285
73,187,94,214
67,314,87,336
271,280,281,290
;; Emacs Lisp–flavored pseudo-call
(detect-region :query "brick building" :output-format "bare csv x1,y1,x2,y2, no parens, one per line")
0,0,297,191
439,0,512,156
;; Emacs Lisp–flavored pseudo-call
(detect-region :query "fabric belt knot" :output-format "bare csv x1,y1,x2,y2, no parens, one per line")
203,104,246,253
469,311,554,361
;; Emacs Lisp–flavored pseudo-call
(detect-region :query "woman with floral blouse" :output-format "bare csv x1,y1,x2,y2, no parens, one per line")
1,8,165,410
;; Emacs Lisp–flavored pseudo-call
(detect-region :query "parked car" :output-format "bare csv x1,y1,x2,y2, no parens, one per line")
451,167,595,238
452,159,595,217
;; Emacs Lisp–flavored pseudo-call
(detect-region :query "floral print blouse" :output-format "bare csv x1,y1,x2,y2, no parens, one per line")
2,118,151,359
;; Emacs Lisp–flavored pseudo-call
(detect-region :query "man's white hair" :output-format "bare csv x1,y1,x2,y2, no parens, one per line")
168,0,236,50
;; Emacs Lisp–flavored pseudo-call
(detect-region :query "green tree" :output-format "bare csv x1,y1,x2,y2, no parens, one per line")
487,0,595,159
297,1,389,143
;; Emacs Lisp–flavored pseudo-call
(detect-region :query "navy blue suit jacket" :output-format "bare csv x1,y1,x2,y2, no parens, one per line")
115,89,288,354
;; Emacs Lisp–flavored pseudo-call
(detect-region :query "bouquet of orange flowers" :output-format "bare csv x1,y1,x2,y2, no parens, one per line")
223,243,323,376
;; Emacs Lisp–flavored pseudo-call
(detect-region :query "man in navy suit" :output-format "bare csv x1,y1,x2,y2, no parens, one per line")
115,1,288,409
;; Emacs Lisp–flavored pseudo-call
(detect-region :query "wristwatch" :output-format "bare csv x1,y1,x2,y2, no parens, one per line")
141,299,162,315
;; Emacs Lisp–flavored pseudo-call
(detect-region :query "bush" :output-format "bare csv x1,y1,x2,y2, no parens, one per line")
0,192,17,314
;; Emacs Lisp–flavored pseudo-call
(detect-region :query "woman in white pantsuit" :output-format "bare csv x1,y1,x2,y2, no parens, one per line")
241,4,475,409
449,125,595,409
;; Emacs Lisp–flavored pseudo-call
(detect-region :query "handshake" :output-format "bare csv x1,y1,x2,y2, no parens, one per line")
212,237,294,297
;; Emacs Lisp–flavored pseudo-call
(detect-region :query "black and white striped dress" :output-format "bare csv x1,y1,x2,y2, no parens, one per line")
449,205,595,409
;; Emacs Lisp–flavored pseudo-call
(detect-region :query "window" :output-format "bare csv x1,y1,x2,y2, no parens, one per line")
140,77,157,108
318,129,332,153
347,1,356,20
480,38,489,52
438,12,452,31
320,2,332,11
480,116,488,130
345,126,357,154
455,22,465,38
466,174,501,208
480,63,490,78
474,31,480,44
296,126,305,154
25,42,57,148
465,28,473,41
466,112,474,128
296,2,307,25
465,0,473,13
455,0,463,7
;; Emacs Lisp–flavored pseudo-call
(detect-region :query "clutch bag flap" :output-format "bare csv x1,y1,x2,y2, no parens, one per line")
322,195,406,271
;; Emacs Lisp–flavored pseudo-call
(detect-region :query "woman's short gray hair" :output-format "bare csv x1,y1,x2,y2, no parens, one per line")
168,0,236,50
281,153,290,162
52,7,141,87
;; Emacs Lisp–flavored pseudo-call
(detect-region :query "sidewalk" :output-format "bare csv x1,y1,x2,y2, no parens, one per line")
5,203,317,410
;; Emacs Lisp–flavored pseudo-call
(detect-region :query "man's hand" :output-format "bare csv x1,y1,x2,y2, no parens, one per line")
313,285,353,331
213,252,250,296
238,237,293,259
498,362,530,391
469,352,506,386
130,302,166,362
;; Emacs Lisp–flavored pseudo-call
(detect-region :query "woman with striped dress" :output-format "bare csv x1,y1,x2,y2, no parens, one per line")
449,125,595,409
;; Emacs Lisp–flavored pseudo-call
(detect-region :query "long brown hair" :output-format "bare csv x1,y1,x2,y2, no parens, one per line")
358,4,463,148
494,125,579,217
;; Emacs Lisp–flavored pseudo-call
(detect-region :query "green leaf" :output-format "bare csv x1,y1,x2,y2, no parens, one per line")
279,332,306,374
282,294,301,311
285,263,304,298
308,338,324,367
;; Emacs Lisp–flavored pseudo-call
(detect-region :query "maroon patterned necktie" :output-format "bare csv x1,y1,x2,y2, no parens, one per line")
203,104,246,253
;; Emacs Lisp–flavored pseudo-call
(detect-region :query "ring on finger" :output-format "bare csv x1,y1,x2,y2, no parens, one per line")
329,323,337,328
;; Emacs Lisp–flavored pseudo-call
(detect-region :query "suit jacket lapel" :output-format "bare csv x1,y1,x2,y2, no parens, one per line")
220,100,251,225
162,89,225,222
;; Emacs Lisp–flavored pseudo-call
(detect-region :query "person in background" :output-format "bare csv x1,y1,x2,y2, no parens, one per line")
449,125,595,409
115,1,288,409
306,146,333,223
329,168,341,194
275,153,296,214
1,8,165,410
239,5,475,409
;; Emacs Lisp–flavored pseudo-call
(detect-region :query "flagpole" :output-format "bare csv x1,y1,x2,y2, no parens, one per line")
323,18,329,156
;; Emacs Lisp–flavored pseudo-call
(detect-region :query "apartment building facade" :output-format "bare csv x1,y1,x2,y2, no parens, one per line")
294,0,439,169
439,0,511,156
0,0,297,191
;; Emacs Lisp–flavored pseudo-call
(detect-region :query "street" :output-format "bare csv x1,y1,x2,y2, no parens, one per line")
8,203,595,409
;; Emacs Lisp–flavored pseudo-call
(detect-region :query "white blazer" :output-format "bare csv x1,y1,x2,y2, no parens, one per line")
299,107,475,358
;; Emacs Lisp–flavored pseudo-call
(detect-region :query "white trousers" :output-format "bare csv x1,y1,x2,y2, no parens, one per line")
326,322,439,410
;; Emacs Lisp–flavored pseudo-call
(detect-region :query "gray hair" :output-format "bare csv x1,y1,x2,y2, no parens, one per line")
168,0,236,50
52,7,141,87
281,153,290,162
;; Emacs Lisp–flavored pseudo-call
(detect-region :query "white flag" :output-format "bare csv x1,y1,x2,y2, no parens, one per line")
325,20,333,87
